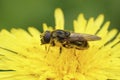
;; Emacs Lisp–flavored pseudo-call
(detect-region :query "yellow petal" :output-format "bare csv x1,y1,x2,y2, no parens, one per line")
85,17,94,34
42,23,53,31
73,14,87,33
28,27,40,38
55,8,64,30
92,14,104,34
97,21,110,37
85,14,104,34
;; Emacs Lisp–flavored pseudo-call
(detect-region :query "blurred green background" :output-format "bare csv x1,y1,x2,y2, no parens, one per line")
0,0,120,31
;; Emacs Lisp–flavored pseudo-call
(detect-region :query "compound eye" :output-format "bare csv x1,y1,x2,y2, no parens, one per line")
41,31,51,44
44,31,51,43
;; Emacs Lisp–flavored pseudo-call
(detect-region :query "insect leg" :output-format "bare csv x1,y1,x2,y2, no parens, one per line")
59,47,62,54
51,40,55,46
46,44,51,53
73,48,76,56
46,40,55,53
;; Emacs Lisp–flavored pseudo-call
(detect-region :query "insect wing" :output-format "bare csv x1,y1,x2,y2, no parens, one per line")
69,33,101,41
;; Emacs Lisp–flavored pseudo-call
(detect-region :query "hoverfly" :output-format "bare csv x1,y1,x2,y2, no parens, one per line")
40,29,101,52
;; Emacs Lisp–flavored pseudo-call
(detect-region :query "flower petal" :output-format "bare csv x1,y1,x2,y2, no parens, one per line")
92,14,104,34
42,23,53,31
85,15,104,34
73,14,87,33
85,17,94,34
97,21,110,37
54,8,64,30
28,27,41,42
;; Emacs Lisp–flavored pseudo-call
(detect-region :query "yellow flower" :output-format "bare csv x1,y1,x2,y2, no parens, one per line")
0,8,120,80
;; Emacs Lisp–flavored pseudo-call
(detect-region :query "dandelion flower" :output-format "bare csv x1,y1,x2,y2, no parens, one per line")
0,8,120,80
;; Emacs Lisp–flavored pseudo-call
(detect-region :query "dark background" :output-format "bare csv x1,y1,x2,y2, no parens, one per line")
0,0,120,31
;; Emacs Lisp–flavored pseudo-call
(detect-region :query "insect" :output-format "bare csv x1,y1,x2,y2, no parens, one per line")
40,29,101,51
40,29,70,46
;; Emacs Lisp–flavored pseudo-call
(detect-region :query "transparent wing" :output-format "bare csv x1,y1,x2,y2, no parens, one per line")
69,33,101,41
